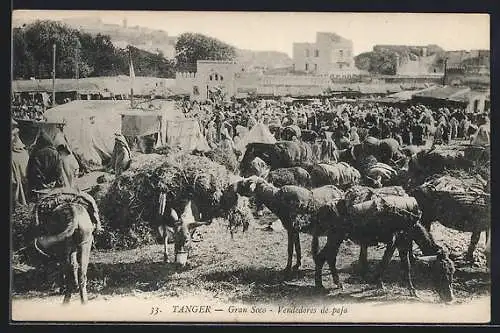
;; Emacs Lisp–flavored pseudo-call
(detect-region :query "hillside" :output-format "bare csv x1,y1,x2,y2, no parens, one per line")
12,20,176,80
59,17,178,59
236,49,293,70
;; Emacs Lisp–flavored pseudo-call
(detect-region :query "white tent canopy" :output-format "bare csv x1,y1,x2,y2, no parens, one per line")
44,100,184,167
235,122,277,154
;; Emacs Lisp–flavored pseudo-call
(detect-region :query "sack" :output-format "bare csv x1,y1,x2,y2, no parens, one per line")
344,185,408,207
349,195,420,221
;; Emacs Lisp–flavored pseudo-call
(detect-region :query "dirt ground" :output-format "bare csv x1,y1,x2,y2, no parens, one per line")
11,209,491,323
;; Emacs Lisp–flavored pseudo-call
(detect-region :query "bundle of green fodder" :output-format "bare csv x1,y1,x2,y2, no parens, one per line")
310,162,361,189
413,146,474,178
346,195,421,231
152,144,183,156
343,185,409,205
340,185,421,236
412,174,490,232
274,184,344,235
99,152,253,247
205,145,239,174
226,195,253,238
267,167,311,188
463,145,490,181
11,203,36,254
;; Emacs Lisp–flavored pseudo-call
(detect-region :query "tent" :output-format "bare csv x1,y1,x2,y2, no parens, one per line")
43,100,184,168
235,122,277,154
411,86,471,103
164,119,211,152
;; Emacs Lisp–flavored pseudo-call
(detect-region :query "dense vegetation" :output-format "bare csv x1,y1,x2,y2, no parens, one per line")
13,21,237,80
175,32,237,72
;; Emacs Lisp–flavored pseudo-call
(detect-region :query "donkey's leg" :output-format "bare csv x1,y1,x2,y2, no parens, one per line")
283,229,294,278
293,232,301,272
358,243,369,279
70,251,79,295
466,230,481,262
62,250,74,305
375,235,397,292
314,241,329,290
396,235,417,297
163,234,170,263
79,236,93,304
325,234,345,290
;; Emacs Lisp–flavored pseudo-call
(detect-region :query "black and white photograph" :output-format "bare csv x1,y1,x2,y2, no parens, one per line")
10,11,491,323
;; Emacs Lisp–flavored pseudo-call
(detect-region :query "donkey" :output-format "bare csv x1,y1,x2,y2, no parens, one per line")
31,197,99,304
155,194,209,263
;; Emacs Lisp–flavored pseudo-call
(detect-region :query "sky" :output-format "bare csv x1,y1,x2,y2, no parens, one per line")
12,11,490,57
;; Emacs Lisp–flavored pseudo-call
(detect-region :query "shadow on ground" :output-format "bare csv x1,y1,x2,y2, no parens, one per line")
12,256,490,304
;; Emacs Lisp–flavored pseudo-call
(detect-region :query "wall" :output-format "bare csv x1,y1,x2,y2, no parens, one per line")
196,61,238,101
292,43,316,73
175,72,198,98
466,90,489,113
316,32,354,73
292,32,354,74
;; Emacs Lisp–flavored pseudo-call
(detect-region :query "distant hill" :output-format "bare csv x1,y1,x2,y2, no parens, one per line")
25,16,293,70
60,17,178,59
236,49,293,70
12,20,175,80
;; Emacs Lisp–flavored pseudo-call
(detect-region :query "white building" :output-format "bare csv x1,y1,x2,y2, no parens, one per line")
292,32,356,75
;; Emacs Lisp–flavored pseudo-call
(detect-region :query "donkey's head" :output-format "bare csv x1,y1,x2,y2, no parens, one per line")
172,199,210,265
412,223,456,303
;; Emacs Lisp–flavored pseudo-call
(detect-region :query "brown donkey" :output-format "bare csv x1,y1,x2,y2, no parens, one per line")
32,190,100,304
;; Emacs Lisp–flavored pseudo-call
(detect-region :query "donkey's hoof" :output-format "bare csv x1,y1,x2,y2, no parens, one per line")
409,289,419,299
282,268,293,280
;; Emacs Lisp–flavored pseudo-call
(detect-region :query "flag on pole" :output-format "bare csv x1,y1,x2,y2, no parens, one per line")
128,47,135,108
129,53,136,80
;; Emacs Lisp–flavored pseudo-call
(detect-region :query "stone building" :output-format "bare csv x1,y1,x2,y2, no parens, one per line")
292,32,355,75
176,60,241,101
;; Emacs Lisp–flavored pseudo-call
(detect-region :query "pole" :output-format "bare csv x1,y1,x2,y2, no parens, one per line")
442,58,448,86
75,46,80,100
52,44,56,107
129,47,134,108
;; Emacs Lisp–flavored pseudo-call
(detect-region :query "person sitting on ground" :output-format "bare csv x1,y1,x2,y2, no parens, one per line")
109,133,132,176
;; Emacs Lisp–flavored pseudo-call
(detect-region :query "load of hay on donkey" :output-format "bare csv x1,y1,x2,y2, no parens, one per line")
409,143,490,188
12,151,253,266
90,152,254,250
407,143,490,265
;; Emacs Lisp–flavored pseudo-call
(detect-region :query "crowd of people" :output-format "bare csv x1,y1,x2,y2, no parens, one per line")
11,93,490,209
179,97,491,154
11,94,49,121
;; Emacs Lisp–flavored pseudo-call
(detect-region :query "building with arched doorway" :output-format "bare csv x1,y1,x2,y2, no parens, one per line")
176,60,241,101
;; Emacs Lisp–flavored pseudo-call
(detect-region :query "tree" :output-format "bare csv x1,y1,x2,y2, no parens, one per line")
175,33,236,72
12,20,176,80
